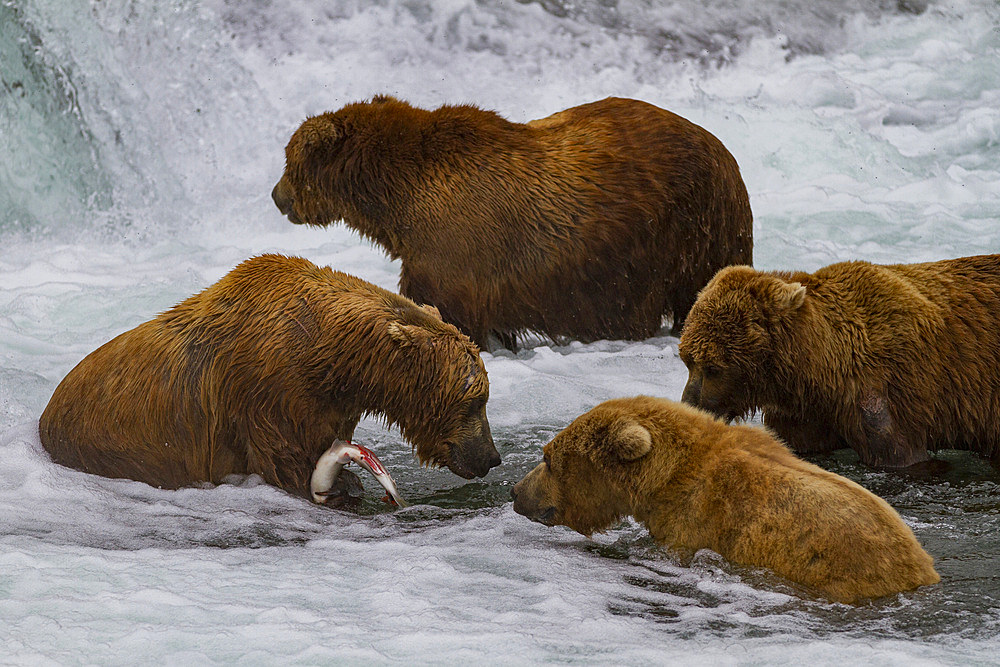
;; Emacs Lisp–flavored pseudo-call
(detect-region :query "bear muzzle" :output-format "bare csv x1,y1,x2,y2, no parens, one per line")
445,436,501,479
680,376,703,408
510,464,558,526
681,377,737,423
271,178,303,225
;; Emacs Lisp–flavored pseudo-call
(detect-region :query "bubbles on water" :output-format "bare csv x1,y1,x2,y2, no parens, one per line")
0,369,50,431
2,0,1000,662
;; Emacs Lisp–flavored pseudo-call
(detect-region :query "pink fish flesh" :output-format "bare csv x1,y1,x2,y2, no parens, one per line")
311,439,408,507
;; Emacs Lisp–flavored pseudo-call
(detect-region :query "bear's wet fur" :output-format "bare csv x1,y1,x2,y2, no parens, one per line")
511,396,939,603
39,254,500,498
678,254,1000,468
272,96,753,349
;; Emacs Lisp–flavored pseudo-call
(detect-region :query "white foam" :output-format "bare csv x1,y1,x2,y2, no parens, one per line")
2,0,999,662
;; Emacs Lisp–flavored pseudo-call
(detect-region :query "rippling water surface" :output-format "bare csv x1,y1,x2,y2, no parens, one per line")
2,0,1000,662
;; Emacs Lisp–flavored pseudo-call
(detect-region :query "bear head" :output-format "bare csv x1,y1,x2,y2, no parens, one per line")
678,265,806,422
418,353,498,480
272,95,408,228
511,398,657,537
381,303,500,479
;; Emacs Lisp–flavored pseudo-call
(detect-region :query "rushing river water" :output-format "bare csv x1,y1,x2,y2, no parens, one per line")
2,0,1000,663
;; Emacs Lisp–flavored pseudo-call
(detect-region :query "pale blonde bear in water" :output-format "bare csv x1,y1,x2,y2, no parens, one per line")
512,396,939,603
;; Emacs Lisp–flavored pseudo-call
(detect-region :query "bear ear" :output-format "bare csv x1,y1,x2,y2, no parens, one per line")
299,115,345,152
614,421,653,461
387,321,432,348
593,418,653,462
777,281,806,311
395,303,442,329
420,303,442,320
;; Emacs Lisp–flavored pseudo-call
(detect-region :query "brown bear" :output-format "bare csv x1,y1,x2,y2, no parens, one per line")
271,95,753,349
678,254,1000,468
511,396,940,603
38,254,501,501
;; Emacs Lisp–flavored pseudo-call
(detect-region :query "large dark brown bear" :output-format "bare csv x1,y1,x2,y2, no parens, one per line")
39,254,501,501
678,254,1000,468
511,396,940,603
271,96,753,349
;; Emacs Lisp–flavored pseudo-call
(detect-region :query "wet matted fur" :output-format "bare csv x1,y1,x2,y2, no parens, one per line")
39,254,500,497
679,254,1000,468
272,96,753,348
512,396,939,603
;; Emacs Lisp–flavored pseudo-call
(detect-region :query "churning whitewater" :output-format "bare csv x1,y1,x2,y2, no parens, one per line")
2,0,1000,663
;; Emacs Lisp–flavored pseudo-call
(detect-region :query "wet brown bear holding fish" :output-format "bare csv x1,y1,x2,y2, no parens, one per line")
38,254,500,502
678,254,1000,468
272,95,753,349
512,396,939,603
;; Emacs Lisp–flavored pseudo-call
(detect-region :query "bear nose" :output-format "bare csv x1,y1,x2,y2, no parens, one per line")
680,377,701,406
509,487,518,502
271,182,291,215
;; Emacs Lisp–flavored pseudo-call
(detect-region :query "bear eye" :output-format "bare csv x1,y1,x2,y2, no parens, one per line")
704,364,722,378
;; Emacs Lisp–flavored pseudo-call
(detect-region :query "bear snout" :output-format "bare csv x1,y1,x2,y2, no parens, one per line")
681,377,733,421
680,376,702,407
271,178,302,224
511,463,558,525
510,477,533,516
446,438,502,479
486,447,502,470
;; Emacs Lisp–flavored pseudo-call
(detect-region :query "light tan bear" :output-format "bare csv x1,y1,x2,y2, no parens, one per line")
39,254,500,501
678,255,1000,468
511,396,939,603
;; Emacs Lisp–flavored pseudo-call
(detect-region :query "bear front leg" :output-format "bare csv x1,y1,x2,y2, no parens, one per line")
857,393,930,468
763,410,844,454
